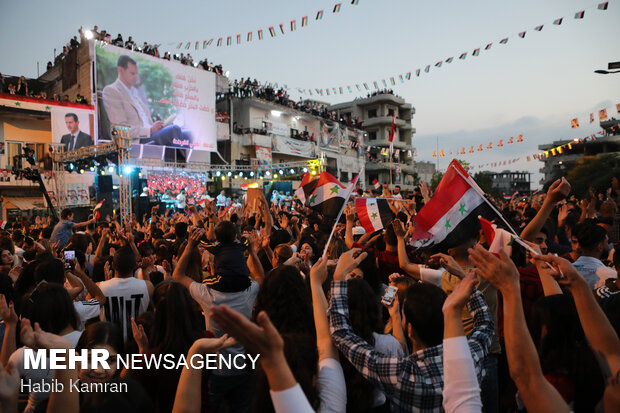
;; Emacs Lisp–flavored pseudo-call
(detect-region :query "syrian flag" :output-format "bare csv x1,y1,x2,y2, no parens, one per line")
0,220,6,230
502,190,518,200
295,173,319,205
308,172,353,218
355,198,394,233
371,178,381,190
93,200,105,219
479,217,514,256
388,114,395,153
411,159,498,252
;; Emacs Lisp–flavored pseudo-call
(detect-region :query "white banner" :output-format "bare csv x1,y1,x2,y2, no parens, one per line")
272,136,315,157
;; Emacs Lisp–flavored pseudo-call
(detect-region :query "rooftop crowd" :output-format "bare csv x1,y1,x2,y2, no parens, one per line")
0,173,618,412
229,79,364,129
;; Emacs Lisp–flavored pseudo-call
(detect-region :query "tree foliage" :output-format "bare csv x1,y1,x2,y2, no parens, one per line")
564,154,620,198
430,171,444,191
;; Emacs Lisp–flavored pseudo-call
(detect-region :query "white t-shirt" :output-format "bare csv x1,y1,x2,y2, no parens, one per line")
189,280,259,376
216,194,227,206
99,277,150,342
73,299,101,330
573,256,617,289
9,330,82,413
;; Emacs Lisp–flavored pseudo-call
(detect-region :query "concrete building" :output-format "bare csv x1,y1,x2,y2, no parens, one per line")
329,91,416,190
538,119,620,185
487,170,532,195
216,95,366,189
415,161,436,184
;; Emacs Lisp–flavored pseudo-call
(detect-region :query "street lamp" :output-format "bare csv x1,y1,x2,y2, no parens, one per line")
594,61,620,74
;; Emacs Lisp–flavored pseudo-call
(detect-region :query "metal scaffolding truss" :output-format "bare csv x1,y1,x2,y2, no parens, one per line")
133,158,324,173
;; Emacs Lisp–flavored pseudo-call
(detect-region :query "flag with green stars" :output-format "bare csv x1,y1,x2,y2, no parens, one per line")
307,172,348,218
355,198,394,233
412,159,497,252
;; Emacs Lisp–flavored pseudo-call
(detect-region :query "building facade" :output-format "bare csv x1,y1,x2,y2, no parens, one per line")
329,92,416,190
538,119,620,185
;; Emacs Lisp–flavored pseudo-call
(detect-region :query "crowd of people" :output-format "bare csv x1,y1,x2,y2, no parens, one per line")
0,72,90,105
229,79,364,129
0,174,618,412
81,25,224,75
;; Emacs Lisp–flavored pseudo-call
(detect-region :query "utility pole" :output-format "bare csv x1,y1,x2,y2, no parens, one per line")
436,136,439,171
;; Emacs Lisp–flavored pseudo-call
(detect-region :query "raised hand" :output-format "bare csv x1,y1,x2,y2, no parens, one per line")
532,254,585,288
429,253,466,278
310,256,328,285
392,219,406,239
442,273,477,312
546,177,571,204
333,248,368,281
131,317,149,353
188,228,205,248
468,245,519,293
0,294,17,326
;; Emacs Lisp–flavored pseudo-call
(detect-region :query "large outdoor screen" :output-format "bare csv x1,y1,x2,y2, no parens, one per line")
95,42,216,151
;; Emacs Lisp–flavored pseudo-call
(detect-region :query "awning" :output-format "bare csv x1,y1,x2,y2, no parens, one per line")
2,197,47,210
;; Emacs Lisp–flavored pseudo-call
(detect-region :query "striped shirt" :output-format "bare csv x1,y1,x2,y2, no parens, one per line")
328,281,493,412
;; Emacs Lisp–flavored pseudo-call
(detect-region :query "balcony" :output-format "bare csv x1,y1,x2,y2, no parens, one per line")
356,93,405,106
366,139,412,150
363,116,407,128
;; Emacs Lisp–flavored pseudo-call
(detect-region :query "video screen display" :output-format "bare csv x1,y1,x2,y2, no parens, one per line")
95,43,216,151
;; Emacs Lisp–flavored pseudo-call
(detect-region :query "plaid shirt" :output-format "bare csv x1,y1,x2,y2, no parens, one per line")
328,280,494,413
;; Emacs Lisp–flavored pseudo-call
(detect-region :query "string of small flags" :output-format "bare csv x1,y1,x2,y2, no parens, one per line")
288,2,610,97
570,102,620,128
430,135,525,158
172,1,361,50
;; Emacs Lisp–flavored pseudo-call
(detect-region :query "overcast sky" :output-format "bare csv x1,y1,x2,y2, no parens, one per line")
1,0,618,187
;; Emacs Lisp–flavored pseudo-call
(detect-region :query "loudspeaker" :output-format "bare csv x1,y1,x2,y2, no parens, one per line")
96,175,113,193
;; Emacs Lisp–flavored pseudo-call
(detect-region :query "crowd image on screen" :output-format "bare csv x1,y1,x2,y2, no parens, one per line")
0,172,618,412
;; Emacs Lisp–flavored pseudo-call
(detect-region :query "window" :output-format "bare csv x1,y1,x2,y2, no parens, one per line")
367,109,377,118
368,131,377,141
6,142,22,168
340,172,349,183
388,108,395,117
25,143,45,163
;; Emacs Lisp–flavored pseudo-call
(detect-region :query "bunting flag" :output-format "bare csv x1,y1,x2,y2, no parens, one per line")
207,39,214,46
574,10,585,19
333,3,342,13
339,86,344,94
412,160,496,252
599,108,608,120
203,40,207,48
425,65,430,72
517,134,524,142
279,24,285,34
363,82,369,90
446,57,454,63
553,18,563,25
388,114,395,153
176,42,183,48
485,43,492,50
227,36,232,46
598,2,608,10
269,27,276,37
389,77,395,85
217,38,222,47
237,34,241,44
291,20,296,31
472,48,480,56
435,61,443,67
415,69,420,77
307,172,348,218
195,41,199,50
373,81,379,89
459,52,467,59
258,29,263,40
571,118,579,128
356,84,361,91
371,178,381,190
534,25,544,31
382,79,387,87
356,198,394,233
399,74,404,82
617,103,620,113
518,31,526,38
247,32,253,41
302,16,308,26
185,42,190,49
295,173,319,205
351,0,359,4
499,37,509,44
316,10,324,19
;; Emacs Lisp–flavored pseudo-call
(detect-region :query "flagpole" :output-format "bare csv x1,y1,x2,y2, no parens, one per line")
322,167,364,258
